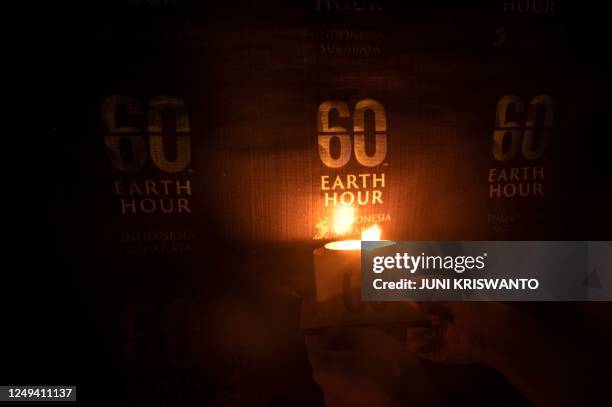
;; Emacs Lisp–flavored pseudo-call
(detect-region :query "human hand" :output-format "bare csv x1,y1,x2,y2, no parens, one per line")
305,327,406,407
405,301,517,366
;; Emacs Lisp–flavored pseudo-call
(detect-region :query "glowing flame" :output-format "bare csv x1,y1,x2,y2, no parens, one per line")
333,205,356,235
324,224,382,251
361,224,381,241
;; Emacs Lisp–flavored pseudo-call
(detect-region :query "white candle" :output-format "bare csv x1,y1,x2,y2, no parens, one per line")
311,225,401,324
301,212,426,331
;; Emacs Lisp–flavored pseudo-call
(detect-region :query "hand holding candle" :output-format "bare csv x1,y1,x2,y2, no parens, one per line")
302,206,425,330
314,223,387,318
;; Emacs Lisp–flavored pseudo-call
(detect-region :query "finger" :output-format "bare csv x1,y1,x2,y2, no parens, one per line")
406,327,443,357
413,318,444,344
410,339,443,362
405,327,438,354
406,332,436,349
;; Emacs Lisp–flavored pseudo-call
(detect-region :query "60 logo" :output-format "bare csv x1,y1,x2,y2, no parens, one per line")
493,94,554,162
102,95,191,173
317,99,388,168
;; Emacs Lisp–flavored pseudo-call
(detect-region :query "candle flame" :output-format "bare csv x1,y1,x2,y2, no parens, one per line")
332,205,355,235
361,224,381,241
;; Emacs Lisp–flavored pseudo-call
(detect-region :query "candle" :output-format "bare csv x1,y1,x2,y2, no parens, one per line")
312,224,395,321
300,208,426,331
